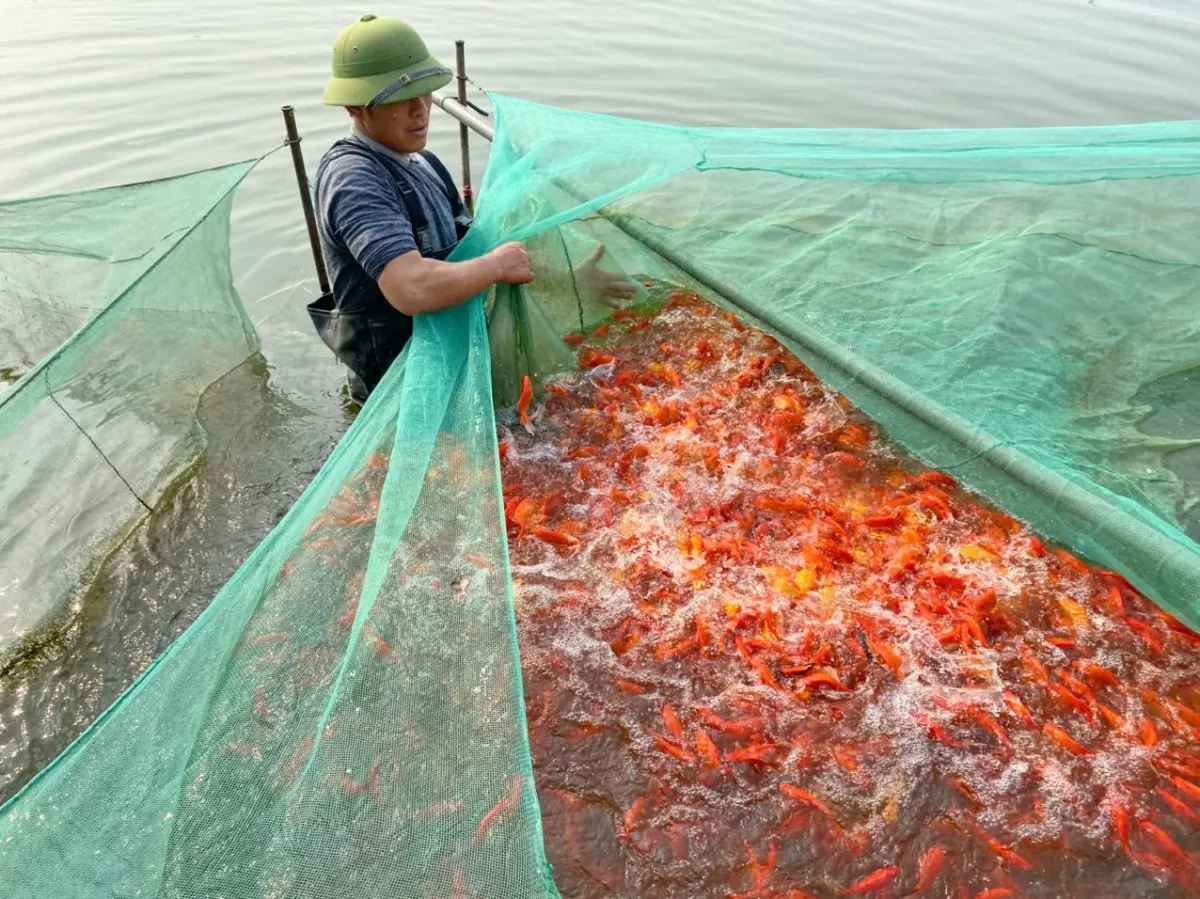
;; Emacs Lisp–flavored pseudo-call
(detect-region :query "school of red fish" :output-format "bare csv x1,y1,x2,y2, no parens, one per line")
499,286,1200,898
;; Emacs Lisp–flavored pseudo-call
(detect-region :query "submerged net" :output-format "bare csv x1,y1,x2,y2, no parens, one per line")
1,97,1199,898
0,161,258,660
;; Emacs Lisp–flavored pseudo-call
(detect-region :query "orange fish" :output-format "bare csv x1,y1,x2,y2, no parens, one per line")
1138,718,1159,747
620,792,650,843
516,374,535,434
915,845,947,890
510,498,536,537
1002,690,1037,729
724,743,780,767
1043,722,1089,756
798,668,849,692
1095,702,1125,730
1018,644,1049,683
971,824,1032,870
968,706,1009,745
531,526,579,547
474,775,523,843
654,735,695,763
843,865,900,895
615,677,647,694
1055,668,1095,705
663,704,684,740
1170,775,1200,804
1156,787,1200,826
695,730,721,769
780,784,839,826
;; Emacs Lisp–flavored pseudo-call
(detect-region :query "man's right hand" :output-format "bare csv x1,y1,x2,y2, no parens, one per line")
489,242,535,285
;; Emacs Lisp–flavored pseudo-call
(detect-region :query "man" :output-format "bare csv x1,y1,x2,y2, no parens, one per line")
310,13,635,403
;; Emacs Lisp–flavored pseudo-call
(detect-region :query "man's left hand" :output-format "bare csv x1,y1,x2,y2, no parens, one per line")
575,244,638,308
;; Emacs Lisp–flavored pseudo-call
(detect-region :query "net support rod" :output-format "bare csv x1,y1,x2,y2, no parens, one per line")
426,94,1200,610
433,93,495,141
455,41,475,215
281,105,332,296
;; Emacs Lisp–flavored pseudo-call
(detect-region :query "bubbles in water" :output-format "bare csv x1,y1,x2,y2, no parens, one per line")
503,286,1200,898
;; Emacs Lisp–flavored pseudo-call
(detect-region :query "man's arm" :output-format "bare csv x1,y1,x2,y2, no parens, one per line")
377,242,533,316
323,156,533,316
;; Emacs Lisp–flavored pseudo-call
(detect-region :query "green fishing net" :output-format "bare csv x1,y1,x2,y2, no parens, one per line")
1,94,1199,897
0,161,258,659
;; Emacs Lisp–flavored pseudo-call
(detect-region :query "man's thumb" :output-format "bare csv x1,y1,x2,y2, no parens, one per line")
587,244,606,265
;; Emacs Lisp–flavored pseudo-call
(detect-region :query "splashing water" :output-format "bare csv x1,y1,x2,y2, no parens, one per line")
501,287,1200,898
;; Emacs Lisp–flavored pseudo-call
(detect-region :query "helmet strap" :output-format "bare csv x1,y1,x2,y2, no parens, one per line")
367,66,454,108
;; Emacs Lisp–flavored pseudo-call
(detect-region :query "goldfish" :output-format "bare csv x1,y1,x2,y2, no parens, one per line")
843,865,900,895
494,284,1200,898
1043,722,1089,756
474,775,523,843
517,375,534,433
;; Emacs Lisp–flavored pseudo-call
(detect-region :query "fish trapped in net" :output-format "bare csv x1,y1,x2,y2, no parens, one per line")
500,283,1200,899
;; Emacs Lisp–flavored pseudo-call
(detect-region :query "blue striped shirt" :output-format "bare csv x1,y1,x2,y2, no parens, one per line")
314,129,472,315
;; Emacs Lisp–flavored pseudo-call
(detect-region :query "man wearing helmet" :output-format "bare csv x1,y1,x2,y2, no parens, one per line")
310,14,635,402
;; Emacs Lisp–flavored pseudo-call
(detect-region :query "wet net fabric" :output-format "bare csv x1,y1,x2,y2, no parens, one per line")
0,95,1199,898
0,161,258,658
487,97,1200,627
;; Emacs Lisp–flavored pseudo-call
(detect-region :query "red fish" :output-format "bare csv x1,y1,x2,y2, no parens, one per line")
620,792,652,843
1072,658,1119,688
695,730,721,769
798,668,849,692
531,526,579,547
915,845,947,890
1138,718,1158,747
654,735,695,763
1094,702,1125,730
971,824,1032,870
1156,787,1200,826
615,677,647,694
698,708,766,738
662,704,684,740
517,375,534,433
843,865,901,895
1002,690,1037,729
1055,668,1095,705
1170,776,1200,805
724,743,780,767
1043,722,1089,756
780,784,839,826
474,775,523,843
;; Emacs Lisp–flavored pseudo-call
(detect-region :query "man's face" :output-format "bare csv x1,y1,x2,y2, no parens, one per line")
350,94,433,154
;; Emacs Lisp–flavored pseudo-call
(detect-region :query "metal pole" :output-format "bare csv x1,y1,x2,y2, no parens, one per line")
455,41,475,214
281,105,331,296
432,92,495,141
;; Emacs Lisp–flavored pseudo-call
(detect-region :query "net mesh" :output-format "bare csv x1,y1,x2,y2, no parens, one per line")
0,161,258,659
1,96,1199,897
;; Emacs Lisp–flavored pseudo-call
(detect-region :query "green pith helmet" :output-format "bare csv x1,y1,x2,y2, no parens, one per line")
322,14,453,108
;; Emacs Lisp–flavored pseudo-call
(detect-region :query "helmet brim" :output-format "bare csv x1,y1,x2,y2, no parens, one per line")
322,53,452,107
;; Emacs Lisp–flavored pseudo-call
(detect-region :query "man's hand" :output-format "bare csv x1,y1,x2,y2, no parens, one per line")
488,241,535,285
378,241,533,316
575,244,638,308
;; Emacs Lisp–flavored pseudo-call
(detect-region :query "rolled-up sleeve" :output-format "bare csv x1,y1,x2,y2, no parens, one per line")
320,157,416,280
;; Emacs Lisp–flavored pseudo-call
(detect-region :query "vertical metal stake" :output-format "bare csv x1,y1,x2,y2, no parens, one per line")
455,40,475,215
281,105,331,296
